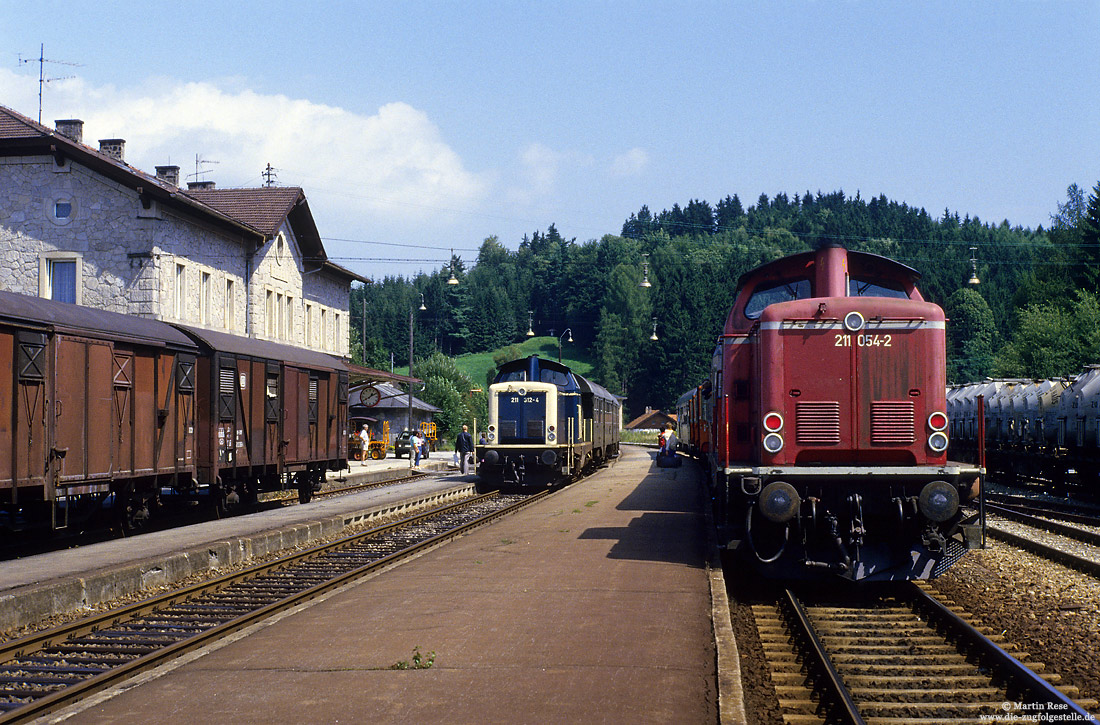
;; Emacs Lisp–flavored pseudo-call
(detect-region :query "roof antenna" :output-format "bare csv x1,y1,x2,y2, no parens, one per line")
18,43,81,124
188,154,219,183
262,162,279,187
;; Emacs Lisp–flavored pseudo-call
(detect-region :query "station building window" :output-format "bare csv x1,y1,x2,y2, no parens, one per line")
39,253,82,304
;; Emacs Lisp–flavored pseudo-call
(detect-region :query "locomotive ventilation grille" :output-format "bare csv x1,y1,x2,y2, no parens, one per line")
871,401,915,444
796,402,840,444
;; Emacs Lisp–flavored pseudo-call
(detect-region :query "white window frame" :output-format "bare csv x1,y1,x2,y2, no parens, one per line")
224,277,235,331
200,271,211,325
38,252,83,304
285,295,294,343
265,290,275,338
305,302,314,346
174,262,186,320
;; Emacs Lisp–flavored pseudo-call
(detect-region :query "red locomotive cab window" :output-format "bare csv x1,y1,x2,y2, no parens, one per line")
744,279,811,319
848,277,910,299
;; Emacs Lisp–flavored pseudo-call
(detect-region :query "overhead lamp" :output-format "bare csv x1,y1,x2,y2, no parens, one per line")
650,317,658,341
526,310,535,337
639,253,652,288
418,293,426,311
968,246,980,285
447,248,459,285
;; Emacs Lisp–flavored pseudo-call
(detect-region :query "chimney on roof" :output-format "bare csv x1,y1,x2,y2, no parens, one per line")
99,138,125,161
55,119,83,143
156,165,180,187
187,180,216,191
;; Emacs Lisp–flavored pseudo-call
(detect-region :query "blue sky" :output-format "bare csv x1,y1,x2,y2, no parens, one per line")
3,1,1098,280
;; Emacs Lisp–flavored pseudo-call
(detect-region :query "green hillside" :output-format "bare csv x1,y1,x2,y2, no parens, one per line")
453,336,596,389
395,337,597,390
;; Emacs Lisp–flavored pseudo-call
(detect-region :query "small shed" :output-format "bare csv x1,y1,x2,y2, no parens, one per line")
625,407,677,431
349,382,440,445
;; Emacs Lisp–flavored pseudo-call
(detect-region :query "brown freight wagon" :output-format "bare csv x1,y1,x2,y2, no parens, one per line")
0,290,198,532
174,326,348,506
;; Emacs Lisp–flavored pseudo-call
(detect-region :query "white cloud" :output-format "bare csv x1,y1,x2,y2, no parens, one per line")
609,147,649,178
0,69,487,223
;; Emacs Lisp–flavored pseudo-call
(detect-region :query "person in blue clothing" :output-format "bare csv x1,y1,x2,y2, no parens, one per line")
411,430,423,468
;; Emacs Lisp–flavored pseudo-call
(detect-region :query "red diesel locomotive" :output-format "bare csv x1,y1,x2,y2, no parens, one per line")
679,246,982,580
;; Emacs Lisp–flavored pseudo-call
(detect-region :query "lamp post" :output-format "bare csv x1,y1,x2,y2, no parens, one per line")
526,310,535,337
408,305,415,471
650,317,659,341
557,327,573,362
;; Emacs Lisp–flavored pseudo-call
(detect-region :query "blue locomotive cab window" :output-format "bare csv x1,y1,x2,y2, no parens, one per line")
849,277,909,299
498,371,526,382
744,279,811,319
539,369,570,387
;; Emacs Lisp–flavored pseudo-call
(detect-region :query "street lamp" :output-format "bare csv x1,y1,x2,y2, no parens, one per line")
407,300,422,471
447,248,459,285
526,310,535,337
650,317,659,341
418,293,426,311
639,253,652,288
968,247,980,285
557,327,573,362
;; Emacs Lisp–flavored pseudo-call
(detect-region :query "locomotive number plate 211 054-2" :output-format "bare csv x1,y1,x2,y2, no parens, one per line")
834,333,893,348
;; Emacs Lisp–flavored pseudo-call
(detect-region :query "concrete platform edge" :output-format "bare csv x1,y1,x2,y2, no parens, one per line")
703,475,748,725
0,481,475,633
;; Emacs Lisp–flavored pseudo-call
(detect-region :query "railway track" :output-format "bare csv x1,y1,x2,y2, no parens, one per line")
754,583,1097,724
981,503,1100,579
0,490,543,723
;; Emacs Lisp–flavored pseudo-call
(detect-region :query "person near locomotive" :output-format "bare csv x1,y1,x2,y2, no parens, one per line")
411,430,423,468
455,424,474,474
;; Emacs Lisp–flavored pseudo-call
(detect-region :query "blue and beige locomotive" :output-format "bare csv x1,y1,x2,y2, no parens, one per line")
476,356,620,490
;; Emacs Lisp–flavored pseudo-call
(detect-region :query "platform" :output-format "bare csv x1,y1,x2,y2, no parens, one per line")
52,445,742,723
0,460,466,633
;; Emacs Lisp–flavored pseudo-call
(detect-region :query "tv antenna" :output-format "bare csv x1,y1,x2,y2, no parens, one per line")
18,44,81,124
188,154,220,183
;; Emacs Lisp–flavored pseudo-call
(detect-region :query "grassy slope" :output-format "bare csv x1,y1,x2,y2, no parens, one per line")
394,337,597,388
452,337,596,389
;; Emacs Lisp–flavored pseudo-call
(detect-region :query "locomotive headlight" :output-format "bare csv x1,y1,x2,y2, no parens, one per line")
843,310,865,332
927,412,949,431
762,432,784,453
763,412,784,433
918,480,959,522
928,431,949,453
759,481,801,523
547,432,556,442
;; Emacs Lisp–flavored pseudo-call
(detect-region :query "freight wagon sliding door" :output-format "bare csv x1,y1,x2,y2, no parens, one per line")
0,329,12,492
264,363,281,471
53,337,113,487
4,331,49,497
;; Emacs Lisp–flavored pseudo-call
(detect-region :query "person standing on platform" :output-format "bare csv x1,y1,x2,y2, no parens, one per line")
411,430,423,469
455,424,474,474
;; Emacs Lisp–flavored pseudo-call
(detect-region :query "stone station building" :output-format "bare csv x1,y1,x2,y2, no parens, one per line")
0,103,366,356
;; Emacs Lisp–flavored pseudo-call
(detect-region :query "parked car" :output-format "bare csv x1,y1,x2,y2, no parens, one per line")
394,430,429,459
